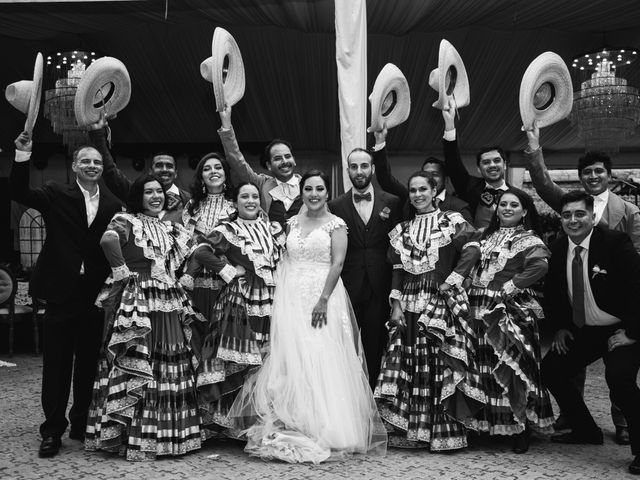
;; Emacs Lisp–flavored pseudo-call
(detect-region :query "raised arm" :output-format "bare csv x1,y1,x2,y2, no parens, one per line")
311,222,348,328
87,116,132,202
523,122,565,214
217,106,266,188
442,99,474,203
10,131,53,211
370,126,408,202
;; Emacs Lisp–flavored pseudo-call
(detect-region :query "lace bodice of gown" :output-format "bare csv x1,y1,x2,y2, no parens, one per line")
286,216,345,265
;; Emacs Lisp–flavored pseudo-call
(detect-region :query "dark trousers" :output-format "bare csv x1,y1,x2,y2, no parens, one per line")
542,325,640,455
39,285,104,439
349,277,389,390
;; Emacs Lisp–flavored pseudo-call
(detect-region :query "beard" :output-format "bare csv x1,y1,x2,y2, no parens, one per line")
350,173,372,190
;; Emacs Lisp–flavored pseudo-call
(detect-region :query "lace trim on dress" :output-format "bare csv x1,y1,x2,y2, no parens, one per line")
182,194,236,237
215,219,286,285
287,215,347,234
471,228,546,288
389,210,465,275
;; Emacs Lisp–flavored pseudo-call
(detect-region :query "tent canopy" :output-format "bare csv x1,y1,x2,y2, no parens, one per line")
2,0,640,158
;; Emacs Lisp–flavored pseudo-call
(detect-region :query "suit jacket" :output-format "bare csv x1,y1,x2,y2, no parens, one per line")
443,138,531,219
88,128,191,216
328,188,401,300
372,145,472,222
525,147,640,252
544,227,640,340
218,126,300,213
10,159,123,303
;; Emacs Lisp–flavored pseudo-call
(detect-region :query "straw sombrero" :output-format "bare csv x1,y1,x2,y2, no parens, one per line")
74,56,131,127
5,52,43,134
200,27,245,112
519,51,573,130
369,63,411,131
428,39,470,110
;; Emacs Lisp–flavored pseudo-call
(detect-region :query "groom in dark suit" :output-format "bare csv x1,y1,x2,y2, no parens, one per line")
542,190,640,475
11,131,122,458
329,148,401,388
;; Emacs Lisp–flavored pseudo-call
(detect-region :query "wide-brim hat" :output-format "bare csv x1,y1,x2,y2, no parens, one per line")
519,51,573,130
200,27,245,112
428,39,470,110
368,63,411,131
74,56,131,127
5,52,43,134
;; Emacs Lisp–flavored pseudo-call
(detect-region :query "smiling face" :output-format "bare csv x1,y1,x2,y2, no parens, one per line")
236,184,260,220
408,176,436,214
202,157,226,194
478,150,506,183
347,150,375,191
580,161,611,196
560,200,595,244
301,175,328,212
141,180,165,217
497,192,526,227
151,154,177,188
72,147,103,184
422,162,445,193
267,143,296,182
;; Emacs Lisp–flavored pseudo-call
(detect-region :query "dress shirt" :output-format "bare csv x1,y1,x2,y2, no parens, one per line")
566,231,620,326
592,189,609,225
434,189,447,208
269,176,300,211
352,184,374,224
76,180,100,227
160,183,181,219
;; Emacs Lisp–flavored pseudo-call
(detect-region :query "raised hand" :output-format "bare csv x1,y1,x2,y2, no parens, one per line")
219,105,232,129
442,97,456,131
524,119,540,151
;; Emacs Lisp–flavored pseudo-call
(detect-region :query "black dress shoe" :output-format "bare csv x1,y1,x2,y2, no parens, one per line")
630,455,640,475
551,430,603,445
553,415,570,431
616,426,631,446
512,430,530,454
69,430,85,441
38,436,61,458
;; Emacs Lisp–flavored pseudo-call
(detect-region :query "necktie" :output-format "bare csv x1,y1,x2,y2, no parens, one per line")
572,245,585,328
354,192,372,203
480,187,500,207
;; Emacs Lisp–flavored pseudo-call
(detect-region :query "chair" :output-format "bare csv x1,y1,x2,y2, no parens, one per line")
0,265,37,356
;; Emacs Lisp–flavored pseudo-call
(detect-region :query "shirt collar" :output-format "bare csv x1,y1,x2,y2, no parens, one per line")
276,175,300,187
593,189,609,203
76,179,100,199
167,183,180,195
568,229,594,254
485,181,508,191
352,183,374,199
436,189,447,202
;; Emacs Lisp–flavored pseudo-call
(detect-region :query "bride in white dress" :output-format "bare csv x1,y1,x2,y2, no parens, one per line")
230,170,387,463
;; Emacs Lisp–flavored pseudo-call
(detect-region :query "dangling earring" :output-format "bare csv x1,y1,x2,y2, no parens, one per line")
222,182,227,192
202,183,206,195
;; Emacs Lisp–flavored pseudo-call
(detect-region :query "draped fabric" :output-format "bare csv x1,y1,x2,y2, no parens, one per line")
2,0,640,157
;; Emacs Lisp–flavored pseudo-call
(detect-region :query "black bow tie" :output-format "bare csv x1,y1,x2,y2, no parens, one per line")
480,187,502,207
354,192,372,203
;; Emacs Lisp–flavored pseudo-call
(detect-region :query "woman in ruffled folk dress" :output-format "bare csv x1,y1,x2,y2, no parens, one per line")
376,171,483,451
187,182,286,437
85,174,205,461
467,189,554,453
180,153,236,321
229,170,387,463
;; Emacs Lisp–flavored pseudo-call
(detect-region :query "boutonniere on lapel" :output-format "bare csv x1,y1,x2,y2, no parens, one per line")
379,206,391,220
591,265,608,279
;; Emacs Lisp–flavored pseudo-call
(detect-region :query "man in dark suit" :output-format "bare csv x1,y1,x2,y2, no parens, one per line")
329,148,402,388
10,131,122,458
88,116,189,223
370,126,472,222
542,190,640,475
441,99,533,228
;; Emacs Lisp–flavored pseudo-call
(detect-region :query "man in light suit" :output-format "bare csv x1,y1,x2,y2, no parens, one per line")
328,148,402,388
370,126,472,222
525,123,640,443
542,190,640,475
217,106,302,227
10,131,122,458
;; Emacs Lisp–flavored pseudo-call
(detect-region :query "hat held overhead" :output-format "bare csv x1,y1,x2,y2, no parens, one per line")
369,63,411,132
5,52,43,134
429,39,470,111
74,56,131,127
200,27,245,112
519,51,573,130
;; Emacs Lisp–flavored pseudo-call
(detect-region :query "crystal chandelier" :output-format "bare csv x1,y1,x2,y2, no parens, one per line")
43,50,100,153
569,48,640,153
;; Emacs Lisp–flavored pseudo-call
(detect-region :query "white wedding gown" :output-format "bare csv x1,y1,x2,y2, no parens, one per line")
229,216,387,463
